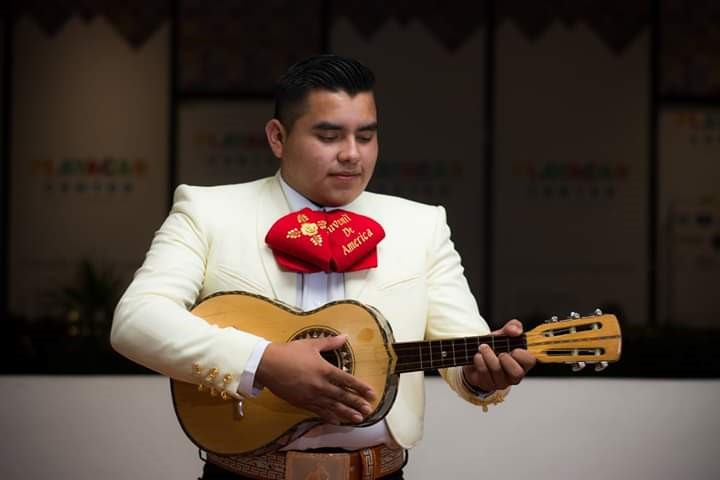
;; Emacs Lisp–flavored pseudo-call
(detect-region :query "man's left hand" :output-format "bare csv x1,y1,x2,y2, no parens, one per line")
462,319,536,392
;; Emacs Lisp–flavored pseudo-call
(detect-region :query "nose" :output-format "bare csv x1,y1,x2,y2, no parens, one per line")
338,137,360,163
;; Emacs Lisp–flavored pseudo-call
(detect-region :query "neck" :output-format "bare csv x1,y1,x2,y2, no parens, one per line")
391,334,527,374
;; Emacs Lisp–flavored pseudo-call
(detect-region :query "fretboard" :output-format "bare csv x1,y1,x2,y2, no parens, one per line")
392,334,528,374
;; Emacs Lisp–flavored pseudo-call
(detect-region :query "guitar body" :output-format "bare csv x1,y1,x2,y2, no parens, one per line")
171,291,399,456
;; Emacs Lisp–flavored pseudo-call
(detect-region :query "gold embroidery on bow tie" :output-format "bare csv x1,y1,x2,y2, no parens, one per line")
286,215,327,247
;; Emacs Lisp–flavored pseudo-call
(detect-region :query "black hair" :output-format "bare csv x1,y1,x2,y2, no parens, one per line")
274,54,375,130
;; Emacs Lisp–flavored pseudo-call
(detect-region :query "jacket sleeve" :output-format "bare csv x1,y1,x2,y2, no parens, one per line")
110,185,266,399
423,205,510,407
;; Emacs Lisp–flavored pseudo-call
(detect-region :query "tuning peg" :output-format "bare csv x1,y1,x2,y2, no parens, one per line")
594,308,603,316
545,315,559,323
594,361,609,372
570,312,581,319
571,362,586,372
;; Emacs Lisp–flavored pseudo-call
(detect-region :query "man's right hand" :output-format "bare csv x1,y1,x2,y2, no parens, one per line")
254,334,376,425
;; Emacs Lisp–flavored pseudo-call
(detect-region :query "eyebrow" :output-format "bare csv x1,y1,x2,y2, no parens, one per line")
312,121,378,132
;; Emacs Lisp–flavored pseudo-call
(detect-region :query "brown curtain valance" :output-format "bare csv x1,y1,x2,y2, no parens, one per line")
3,0,664,53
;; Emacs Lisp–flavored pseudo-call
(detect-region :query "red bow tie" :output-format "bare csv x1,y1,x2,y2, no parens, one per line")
265,208,385,273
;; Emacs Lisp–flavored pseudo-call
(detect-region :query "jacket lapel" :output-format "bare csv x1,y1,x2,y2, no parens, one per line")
256,175,298,307
342,192,377,301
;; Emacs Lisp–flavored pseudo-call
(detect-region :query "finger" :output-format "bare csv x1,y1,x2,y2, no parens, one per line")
312,403,342,425
316,334,348,351
480,344,508,389
490,319,523,337
502,319,523,336
498,353,525,385
318,398,364,424
329,369,376,402
465,353,490,389
328,383,372,417
511,348,537,372
471,351,490,378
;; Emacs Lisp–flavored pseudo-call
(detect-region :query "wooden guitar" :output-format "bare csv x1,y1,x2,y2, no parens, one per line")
171,291,622,456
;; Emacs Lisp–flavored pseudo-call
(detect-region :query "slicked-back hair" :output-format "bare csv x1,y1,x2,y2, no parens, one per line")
274,54,375,130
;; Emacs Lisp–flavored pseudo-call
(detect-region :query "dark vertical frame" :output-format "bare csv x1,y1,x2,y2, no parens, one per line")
168,0,179,208
320,0,331,53
1,13,13,312
649,0,659,327
483,0,496,323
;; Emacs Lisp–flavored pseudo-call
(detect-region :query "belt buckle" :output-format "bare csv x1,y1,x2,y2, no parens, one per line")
284,451,351,480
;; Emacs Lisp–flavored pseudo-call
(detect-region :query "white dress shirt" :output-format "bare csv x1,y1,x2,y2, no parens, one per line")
237,175,394,451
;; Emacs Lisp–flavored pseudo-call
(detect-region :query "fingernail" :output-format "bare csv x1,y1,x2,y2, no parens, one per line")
353,413,363,423
361,404,372,415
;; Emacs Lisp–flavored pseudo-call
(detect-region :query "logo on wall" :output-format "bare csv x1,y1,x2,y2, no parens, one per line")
512,160,630,200
192,130,275,168
31,157,149,194
371,160,465,202
671,111,720,146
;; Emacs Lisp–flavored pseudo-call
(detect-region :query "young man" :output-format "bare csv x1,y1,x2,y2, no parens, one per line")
111,54,535,480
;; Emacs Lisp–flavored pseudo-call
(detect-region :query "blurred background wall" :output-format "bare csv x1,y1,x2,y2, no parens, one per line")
0,0,719,376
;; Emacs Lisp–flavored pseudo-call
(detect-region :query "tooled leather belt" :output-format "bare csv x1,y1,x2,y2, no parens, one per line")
205,444,406,480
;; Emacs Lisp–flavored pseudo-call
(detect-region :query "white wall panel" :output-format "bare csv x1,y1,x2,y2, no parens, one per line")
10,18,169,317
494,22,649,325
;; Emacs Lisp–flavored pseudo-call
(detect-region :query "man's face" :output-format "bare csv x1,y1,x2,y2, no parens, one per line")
270,89,378,207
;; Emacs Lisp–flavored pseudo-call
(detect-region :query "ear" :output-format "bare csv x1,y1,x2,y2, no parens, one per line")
265,119,286,159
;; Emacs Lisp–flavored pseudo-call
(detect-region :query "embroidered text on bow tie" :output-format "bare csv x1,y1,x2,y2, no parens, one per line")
265,208,385,273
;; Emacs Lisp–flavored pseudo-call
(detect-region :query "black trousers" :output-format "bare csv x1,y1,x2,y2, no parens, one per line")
200,461,405,479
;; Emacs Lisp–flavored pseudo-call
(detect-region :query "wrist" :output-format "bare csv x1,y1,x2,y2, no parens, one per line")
461,366,493,397
255,342,277,387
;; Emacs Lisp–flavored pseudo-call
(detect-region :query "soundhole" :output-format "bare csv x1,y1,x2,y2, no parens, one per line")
291,326,354,374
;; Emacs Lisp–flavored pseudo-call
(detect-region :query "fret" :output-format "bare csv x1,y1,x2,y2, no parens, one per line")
438,339,442,367
418,342,423,370
428,341,433,368
451,339,456,366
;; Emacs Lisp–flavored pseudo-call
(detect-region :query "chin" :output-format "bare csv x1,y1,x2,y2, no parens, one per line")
321,192,360,207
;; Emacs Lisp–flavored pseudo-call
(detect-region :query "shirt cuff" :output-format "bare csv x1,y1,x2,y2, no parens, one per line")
237,339,271,397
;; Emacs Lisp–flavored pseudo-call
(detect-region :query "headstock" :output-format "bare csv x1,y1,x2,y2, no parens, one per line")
526,309,622,372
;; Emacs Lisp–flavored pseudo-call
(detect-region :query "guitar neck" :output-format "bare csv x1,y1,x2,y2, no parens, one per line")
391,334,527,374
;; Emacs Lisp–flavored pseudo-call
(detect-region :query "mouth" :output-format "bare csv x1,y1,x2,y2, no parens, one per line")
329,172,361,180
